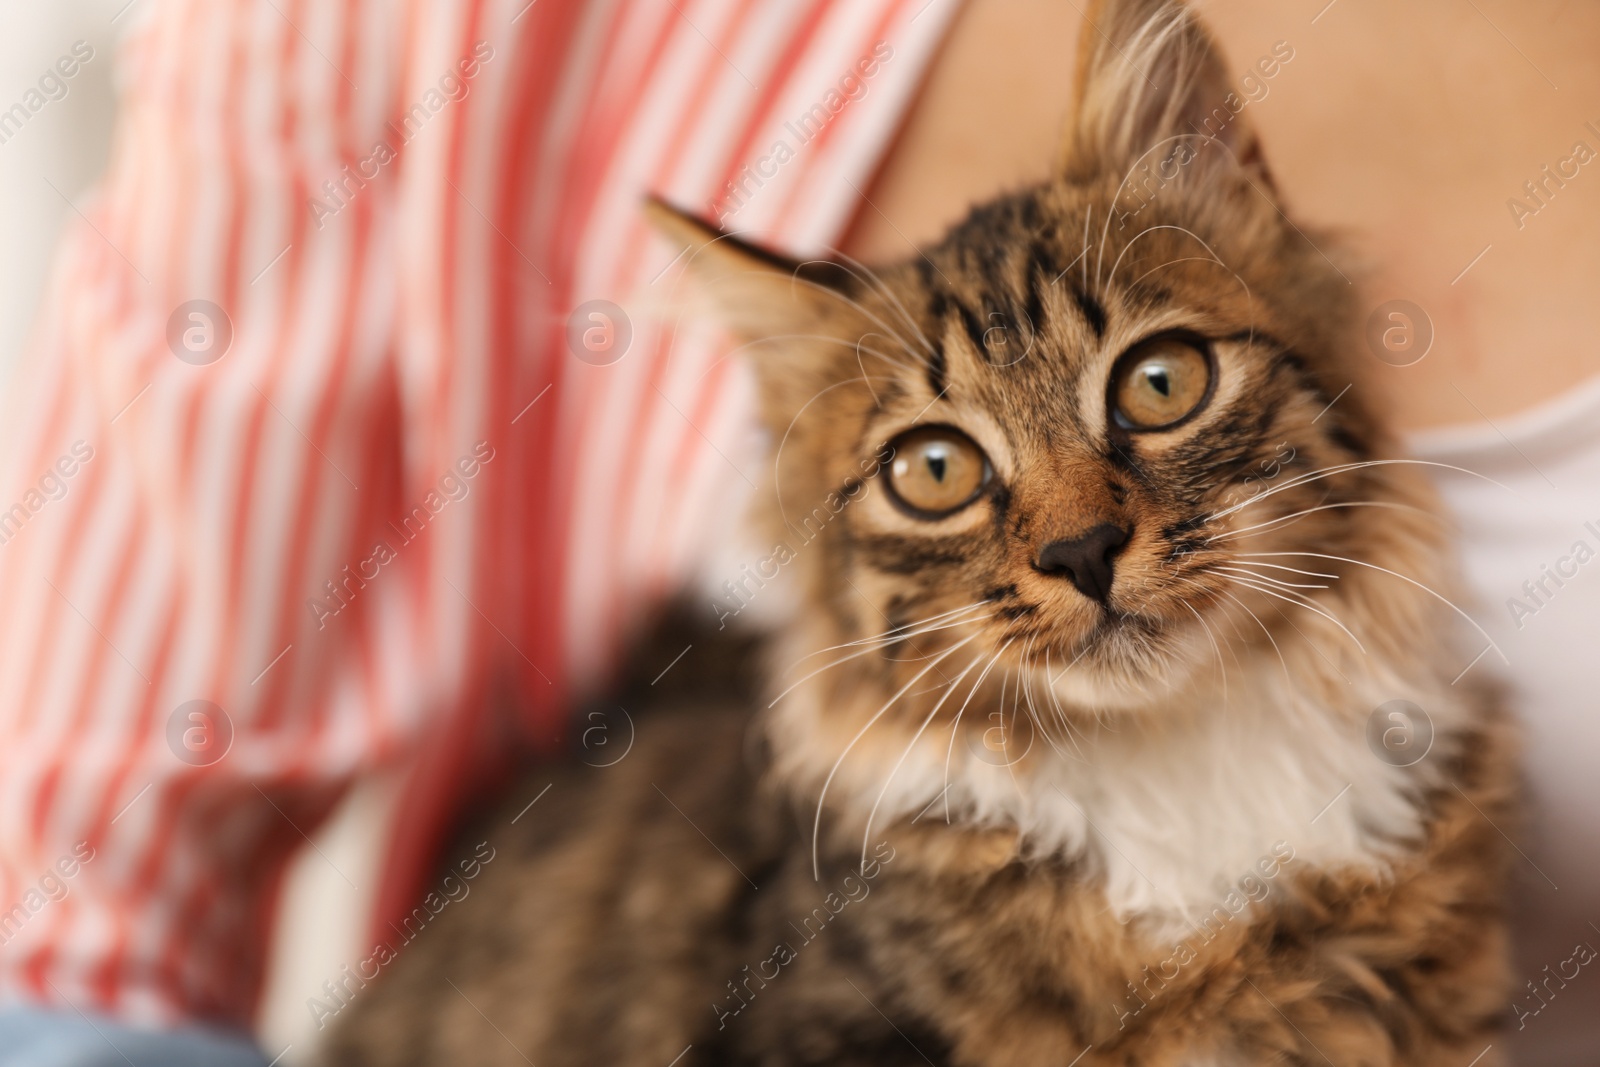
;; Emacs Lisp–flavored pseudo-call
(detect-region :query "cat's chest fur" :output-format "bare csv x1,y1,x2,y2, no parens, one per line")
772,654,1456,935
326,671,1509,1067
751,673,1505,1067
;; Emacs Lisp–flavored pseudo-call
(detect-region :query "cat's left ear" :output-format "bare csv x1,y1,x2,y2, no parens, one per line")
1059,0,1275,194
643,197,865,343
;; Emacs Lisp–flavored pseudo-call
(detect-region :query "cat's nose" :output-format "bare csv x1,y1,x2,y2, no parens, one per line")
1034,523,1130,605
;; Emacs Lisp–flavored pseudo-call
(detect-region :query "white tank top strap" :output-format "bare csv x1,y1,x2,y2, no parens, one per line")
1407,372,1600,467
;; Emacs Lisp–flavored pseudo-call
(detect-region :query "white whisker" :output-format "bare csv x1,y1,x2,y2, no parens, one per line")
1217,588,1294,691
943,639,1013,822
770,374,903,533
1206,459,1519,524
1213,565,1330,590
1095,128,1213,290
1225,574,1366,655
777,607,985,675
828,249,940,365
1240,551,1507,665
777,270,928,367
770,610,991,706
1030,649,1090,762
1220,560,1337,580
788,603,986,665
858,653,986,873
1209,500,1431,543
1182,600,1228,702
811,633,980,880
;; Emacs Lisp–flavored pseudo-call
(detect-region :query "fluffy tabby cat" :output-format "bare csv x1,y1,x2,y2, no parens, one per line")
328,0,1515,1063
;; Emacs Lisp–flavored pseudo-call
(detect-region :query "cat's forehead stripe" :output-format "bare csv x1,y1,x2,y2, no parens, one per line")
1071,286,1108,338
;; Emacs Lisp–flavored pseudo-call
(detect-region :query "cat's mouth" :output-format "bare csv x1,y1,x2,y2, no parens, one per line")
1068,604,1172,662
1016,578,1187,654
1014,593,1211,711
1093,603,1161,635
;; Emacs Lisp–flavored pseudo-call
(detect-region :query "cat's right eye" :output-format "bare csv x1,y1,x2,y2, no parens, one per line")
883,426,990,519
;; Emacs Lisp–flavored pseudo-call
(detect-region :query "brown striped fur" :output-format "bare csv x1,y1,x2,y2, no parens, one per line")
327,1,1516,1063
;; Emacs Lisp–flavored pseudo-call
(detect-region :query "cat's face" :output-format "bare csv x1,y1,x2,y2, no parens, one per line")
652,0,1428,717
832,191,1369,710
774,182,1397,711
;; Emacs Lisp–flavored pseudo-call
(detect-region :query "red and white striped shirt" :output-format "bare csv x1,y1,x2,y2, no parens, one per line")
0,0,956,1029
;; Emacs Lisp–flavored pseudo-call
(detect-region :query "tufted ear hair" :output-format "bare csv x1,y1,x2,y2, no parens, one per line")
645,196,888,432
643,196,865,342
1059,0,1275,194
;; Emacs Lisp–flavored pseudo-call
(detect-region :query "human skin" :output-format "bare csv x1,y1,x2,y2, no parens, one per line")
842,0,1600,430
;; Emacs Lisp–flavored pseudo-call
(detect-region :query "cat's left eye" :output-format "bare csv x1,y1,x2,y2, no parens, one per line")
1111,336,1213,431
883,426,990,519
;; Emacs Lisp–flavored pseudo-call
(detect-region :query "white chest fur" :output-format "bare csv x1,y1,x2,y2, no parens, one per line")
773,654,1460,933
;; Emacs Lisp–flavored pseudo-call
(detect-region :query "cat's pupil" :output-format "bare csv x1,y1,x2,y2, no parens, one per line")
926,454,947,482
1146,367,1172,397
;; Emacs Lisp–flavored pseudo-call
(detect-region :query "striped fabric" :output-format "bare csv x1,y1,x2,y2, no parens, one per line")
0,0,957,1028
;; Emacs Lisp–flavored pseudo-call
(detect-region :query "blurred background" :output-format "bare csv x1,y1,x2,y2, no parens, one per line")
0,2,1595,1064
0,9,384,1054
0,1,118,402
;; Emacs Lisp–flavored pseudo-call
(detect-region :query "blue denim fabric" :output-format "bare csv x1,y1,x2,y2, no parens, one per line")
0,1005,270,1067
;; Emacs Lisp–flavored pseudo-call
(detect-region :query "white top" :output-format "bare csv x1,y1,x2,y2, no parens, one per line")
1410,376,1600,1064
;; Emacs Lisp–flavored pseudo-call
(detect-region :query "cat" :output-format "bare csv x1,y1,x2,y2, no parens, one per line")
325,0,1515,1063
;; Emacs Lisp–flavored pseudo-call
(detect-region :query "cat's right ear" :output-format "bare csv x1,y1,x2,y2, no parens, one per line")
643,196,863,344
